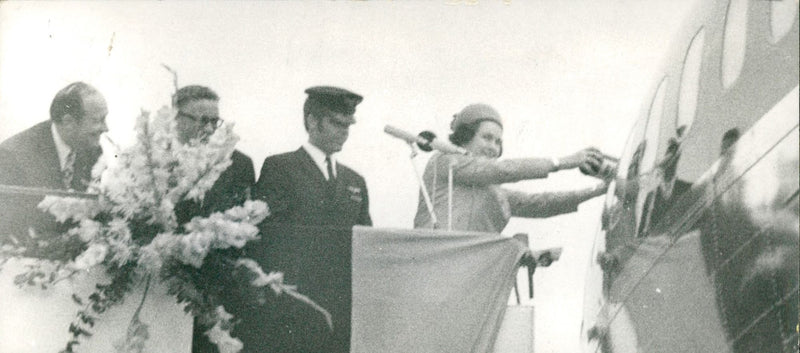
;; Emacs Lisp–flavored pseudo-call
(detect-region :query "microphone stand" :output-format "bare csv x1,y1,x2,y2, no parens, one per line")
406,142,439,229
448,159,455,231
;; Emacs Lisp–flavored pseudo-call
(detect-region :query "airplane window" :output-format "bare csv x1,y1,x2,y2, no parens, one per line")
639,78,668,176
615,117,647,181
609,118,647,240
678,28,706,132
770,0,798,44
608,78,668,239
721,0,748,89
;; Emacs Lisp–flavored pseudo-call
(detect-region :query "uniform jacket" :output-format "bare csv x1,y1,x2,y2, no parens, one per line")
216,147,371,353
253,147,371,227
414,152,591,234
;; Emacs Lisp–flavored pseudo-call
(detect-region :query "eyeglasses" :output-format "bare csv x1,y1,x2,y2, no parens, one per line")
178,111,223,128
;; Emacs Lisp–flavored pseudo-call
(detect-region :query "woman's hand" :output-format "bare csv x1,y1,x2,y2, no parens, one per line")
559,147,603,171
592,179,610,196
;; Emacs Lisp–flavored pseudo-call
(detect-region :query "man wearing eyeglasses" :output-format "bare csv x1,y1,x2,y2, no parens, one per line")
172,85,255,228
174,87,224,144
174,85,258,353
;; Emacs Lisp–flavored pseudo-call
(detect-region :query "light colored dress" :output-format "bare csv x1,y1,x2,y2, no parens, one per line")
414,152,594,233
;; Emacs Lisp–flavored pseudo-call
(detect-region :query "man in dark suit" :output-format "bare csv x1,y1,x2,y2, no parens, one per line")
0,81,107,191
253,86,371,227
169,85,255,227
167,86,257,353
0,82,108,237
241,86,371,353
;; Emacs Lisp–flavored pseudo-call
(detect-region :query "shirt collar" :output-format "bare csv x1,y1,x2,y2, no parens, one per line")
51,122,72,170
302,142,336,179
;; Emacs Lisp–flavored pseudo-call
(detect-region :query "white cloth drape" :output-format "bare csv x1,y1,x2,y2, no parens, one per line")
351,227,527,353
0,258,192,353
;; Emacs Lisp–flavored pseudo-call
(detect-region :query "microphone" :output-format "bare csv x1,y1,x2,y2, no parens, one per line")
384,125,468,155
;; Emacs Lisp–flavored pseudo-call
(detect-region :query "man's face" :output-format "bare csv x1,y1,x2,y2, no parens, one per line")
176,99,220,143
61,93,109,151
308,112,353,154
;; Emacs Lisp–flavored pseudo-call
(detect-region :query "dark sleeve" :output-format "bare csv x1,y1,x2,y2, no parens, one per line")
236,153,256,195
219,152,255,210
358,177,372,226
253,156,291,222
0,149,26,239
0,148,22,186
192,152,255,219
191,318,219,353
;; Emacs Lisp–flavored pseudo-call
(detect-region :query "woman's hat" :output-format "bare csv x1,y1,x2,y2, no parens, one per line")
451,103,503,131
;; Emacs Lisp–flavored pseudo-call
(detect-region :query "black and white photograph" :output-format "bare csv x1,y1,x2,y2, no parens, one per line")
0,1,797,352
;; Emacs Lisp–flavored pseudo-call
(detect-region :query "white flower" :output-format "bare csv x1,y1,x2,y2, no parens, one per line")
38,196,102,223
106,219,135,266
137,232,177,273
176,232,213,268
215,305,234,322
69,219,103,242
235,259,285,294
183,215,259,250
73,243,109,270
137,247,163,275
223,223,258,248
206,325,243,353
11,104,277,352
225,200,269,224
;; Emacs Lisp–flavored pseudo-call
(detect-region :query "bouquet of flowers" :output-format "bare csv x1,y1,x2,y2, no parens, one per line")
0,107,327,353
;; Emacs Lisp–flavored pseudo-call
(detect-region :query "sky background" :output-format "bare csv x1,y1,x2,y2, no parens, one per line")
0,1,696,352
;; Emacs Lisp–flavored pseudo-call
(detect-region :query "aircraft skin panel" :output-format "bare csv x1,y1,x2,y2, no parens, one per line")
675,0,799,183
621,230,730,353
703,127,798,353
589,118,799,353
703,86,799,195
582,0,799,352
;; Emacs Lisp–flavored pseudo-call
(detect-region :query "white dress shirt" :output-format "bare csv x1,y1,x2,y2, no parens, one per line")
302,142,337,180
51,122,73,171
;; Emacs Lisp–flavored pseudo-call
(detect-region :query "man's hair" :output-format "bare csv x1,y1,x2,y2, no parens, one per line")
172,85,219,110
49,82,101,123
302,99,335,131
449,119,503,156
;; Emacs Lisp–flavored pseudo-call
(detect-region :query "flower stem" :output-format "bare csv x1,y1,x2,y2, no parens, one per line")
131,275,151,321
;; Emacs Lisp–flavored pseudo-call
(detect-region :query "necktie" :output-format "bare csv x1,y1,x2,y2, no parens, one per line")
62,151,75,189
325,155,335,182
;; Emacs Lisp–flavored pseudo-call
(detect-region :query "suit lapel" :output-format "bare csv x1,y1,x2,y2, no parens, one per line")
34,122,65,189
295,147,327,184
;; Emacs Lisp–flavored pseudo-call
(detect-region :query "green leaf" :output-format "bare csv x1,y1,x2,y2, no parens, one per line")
71,294,84,305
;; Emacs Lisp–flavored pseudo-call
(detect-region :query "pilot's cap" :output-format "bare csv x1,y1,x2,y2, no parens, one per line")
304,86,363,123
451,103,503,131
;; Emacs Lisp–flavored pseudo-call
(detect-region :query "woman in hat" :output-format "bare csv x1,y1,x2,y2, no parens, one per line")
413,103,609,233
